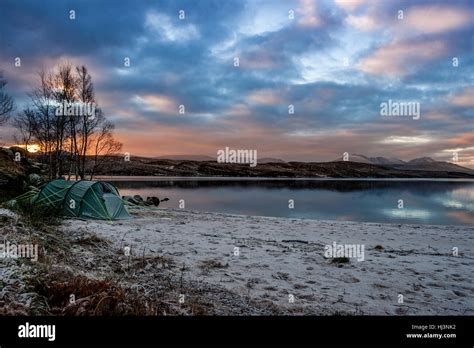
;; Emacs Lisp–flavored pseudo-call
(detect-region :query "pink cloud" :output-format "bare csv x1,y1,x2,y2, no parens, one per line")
345,14,379,31
247,89,281,105
297,0,323,27
357,39,448,77
242,49,279,70
446,132,474,147
133,94,177,114
226,103,251,117
404,6,471,34
449,87,474,107
334,0,368,12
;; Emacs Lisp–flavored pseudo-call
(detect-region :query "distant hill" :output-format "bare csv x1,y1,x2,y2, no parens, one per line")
334,153,474,175
335,154,406,165
394,159,474,174
407,157,435,165
154,155,286,164
154,155,215,161
89,155,474,178
258,157,286,164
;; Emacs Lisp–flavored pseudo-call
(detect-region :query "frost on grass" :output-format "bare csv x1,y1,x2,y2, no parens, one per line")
2,206,473,316
0,210,282,316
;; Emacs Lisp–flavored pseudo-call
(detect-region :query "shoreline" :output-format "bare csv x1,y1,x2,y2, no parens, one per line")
93,175,474,182
61,208,474,315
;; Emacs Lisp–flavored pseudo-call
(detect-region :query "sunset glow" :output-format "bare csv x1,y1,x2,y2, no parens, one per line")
15,144,41,153
0,0,472,167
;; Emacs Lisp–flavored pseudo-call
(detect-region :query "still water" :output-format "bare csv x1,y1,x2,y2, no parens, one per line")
112,179,474,226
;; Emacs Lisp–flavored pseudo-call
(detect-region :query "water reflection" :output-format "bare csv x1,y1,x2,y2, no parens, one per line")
113,179,474,226
382,208,432,220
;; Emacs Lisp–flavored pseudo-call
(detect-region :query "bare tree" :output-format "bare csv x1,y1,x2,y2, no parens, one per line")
52,63,77,178
13,109,35,156
0,72,14,125
25,70,58,178
89,120,123,180
13,63,122,180
75,65,99,179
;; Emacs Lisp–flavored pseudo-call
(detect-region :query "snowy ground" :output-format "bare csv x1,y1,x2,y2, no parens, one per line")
61,207,474,315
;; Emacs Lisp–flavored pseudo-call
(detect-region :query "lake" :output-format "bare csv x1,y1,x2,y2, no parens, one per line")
110,178,474,226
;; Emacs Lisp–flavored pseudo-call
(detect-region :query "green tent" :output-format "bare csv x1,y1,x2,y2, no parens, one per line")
33,179,132,220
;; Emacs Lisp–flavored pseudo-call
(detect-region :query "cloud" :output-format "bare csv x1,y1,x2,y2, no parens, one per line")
345,14,379,31
404,5,471,34
226,103,251,117
380,135,433,144
241,48,281,69
132,94,177,114
247,89,281,105
334,0,368,12
145,11,200,42
296,0,323,27
449,87,474,107
446,132,474,147
237,0,291,36
0,0,472,166
357,39,448,77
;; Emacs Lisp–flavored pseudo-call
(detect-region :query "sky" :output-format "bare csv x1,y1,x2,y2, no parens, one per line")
0,0,473,167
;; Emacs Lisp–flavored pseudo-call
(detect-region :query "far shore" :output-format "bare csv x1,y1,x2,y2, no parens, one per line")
92,175,474,182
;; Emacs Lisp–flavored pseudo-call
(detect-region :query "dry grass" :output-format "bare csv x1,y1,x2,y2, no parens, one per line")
330,257,350,264
73,233,111,247
1,209,286,316
199,259,229,270
0,302,30,315
33,275,172,315
11,199,63,229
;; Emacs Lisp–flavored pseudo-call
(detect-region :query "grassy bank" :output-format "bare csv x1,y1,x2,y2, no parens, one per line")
0,208,283,316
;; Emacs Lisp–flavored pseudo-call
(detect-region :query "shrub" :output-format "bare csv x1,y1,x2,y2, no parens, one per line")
12,199,63,229
331,257,350,264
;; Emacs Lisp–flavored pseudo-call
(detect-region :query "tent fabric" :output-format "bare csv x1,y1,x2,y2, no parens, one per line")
34,179,75,207
34,179,132,220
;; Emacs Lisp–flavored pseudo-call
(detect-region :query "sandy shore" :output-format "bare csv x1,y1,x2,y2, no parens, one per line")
60,207,474,315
